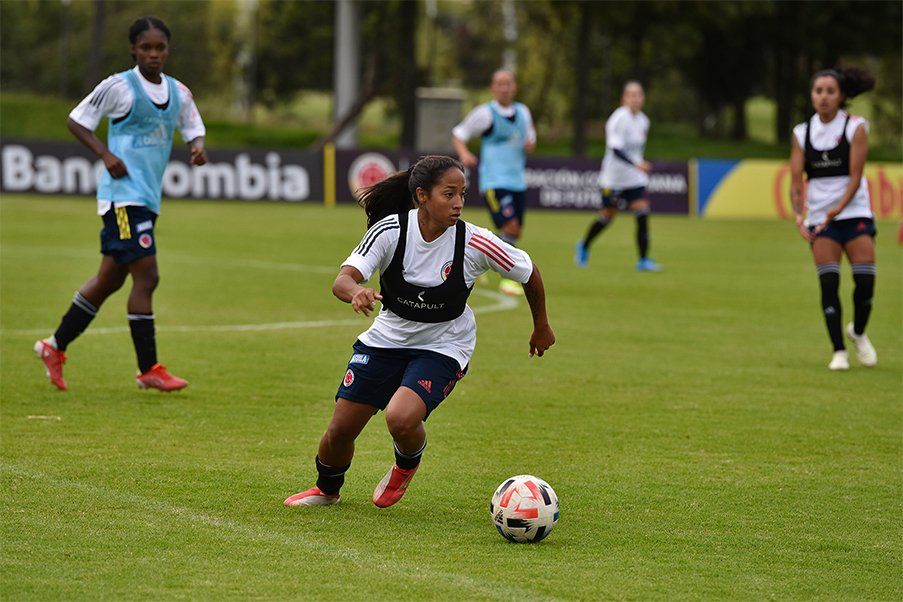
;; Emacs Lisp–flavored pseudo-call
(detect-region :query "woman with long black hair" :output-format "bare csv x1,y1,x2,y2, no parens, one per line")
284,155,555,508
790,66,878,370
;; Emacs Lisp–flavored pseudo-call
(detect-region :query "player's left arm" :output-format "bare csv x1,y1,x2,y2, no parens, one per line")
523,105,537,153
815,122,868,233
177,82,208,166
522,264,555,357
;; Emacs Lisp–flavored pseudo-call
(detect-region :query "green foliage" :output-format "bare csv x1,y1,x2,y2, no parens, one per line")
1,197,901,598
255,0,335,101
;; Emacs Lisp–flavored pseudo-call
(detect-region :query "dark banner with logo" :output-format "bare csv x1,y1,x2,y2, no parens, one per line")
336,149,689,214
1,140,323,202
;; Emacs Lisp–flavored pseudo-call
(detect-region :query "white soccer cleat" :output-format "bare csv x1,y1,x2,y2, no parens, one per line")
828,350,850,371
846,323,877,367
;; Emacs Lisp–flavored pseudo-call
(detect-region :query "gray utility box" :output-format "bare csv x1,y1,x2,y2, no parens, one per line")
415,88,466,153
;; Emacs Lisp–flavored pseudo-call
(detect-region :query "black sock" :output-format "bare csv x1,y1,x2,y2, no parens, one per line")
315,456,350,495
53,292,98,351
817,263,844,351
128,314,157,373
583,217,610,248
635,212,650,259
394,438,426,470
851,263,876,335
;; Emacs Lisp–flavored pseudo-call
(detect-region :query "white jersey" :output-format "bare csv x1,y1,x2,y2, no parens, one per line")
792,111,871,227
599,106,649,189
452,100,537,145
342,209,534,369
69,66,206,215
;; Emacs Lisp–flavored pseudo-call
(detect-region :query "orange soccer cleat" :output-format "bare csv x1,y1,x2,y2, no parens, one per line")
136,364,189,391
283,487,340,507
372,464,419,508
33,339,67,390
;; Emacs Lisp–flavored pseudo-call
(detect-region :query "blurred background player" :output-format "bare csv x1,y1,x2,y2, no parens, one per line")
575,81,661,272
33,16,208,391
790,66,878,371
452,70,536,296
284,155,554,508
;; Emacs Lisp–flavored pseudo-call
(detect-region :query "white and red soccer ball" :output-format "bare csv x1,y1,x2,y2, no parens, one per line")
490,475,559,543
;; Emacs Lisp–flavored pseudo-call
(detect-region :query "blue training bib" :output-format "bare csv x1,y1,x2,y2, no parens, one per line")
96,70,181,214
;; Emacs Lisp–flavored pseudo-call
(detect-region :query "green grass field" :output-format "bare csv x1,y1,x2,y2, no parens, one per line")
1,195,901,599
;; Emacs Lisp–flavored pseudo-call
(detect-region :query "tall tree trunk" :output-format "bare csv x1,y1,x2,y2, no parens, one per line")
773,2,797,144
572,2,591,157
397,0,418,149
731,97,747,140
84,0,106,91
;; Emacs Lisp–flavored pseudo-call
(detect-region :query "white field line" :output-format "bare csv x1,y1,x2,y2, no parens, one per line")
1,261,518,336
2,463,553,601
1,245,339,274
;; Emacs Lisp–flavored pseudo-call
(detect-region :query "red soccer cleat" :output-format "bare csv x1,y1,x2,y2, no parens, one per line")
372,464,419,508
136,364,188,391
33,339,67,390
283,487,340,507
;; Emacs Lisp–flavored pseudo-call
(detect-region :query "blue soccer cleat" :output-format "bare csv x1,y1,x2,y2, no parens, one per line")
575,242,589,267
636,258,662,272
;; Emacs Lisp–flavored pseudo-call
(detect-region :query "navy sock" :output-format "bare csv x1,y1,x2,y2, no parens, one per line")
394,438,426,470
816,263,844,351
315,456,350,495
53,292,98,351
128,314,157,373
851,263,876,335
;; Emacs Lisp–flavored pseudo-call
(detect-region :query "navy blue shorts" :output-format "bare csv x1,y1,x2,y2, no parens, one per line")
483,189,526,229
809,217,876,246
100,206,158,264
336,341,467,420
601,186,647,210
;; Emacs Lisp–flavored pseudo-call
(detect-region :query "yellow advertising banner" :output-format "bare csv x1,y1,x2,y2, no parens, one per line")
698,159,903,220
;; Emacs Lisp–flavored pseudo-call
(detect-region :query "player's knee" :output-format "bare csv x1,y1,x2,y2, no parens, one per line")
135,269,160,292
632,202,650,217
385,406,421,440
325,419,357,446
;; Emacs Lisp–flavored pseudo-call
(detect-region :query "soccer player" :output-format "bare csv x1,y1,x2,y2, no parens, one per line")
452,70,536,296
284,155,555,508
33,17,207,391
790,67,878,371
575,81,661,272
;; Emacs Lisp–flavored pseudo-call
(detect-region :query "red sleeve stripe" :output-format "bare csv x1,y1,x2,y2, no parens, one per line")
468,239,514,271
471,233,514,264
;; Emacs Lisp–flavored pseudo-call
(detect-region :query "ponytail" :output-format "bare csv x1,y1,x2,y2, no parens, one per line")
358,155,466,229
811,66,876,104
358,171,415,229
837,65,876,99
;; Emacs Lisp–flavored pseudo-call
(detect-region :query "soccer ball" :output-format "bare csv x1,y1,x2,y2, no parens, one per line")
489,475,559,543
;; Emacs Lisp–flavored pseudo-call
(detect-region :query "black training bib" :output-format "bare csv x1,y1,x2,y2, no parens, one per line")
804,114,851,180
379,212,473,323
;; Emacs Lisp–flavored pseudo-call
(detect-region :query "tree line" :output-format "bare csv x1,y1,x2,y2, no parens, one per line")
2,0,899,153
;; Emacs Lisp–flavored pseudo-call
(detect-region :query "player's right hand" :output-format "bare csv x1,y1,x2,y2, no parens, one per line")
102,152,128,178
795,216,813,243
459,151,478,169
351,288,383,317
638,160,653,174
